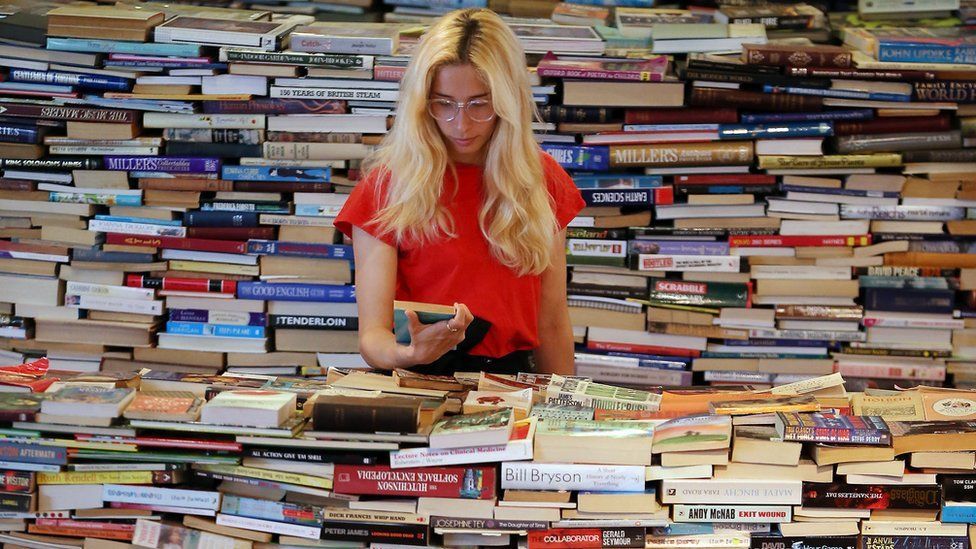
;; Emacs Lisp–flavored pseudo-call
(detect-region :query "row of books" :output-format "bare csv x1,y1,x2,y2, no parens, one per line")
0,365,974,548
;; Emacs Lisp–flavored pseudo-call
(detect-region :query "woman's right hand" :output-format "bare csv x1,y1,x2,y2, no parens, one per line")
402,302,473,366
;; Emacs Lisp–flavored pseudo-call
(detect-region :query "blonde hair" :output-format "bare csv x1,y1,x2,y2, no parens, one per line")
361,8,558,276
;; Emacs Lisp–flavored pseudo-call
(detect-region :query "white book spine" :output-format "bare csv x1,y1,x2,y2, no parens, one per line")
270,86,398,102
660,479,803,505
103,484,220,510
0,460,60,473
637,254,741,272
38,184,142,196
87,219,187,237
0,250,67,262
500,462,644,492
142,113,266,129
65,294,162,315
216,513,320,540
64,281,154,300
48,146,160,155
390,442,531,469
671,504,793,523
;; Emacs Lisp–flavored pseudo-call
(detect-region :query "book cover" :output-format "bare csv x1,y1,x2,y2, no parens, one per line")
332,465,496,499
801,482,940,510
776,412,891,445
651,414,732,453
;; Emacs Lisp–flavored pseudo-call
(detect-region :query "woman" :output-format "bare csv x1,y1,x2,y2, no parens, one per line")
334,8,585,376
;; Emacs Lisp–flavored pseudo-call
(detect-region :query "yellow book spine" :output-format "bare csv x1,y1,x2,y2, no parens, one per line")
758,153,903,169
167,260,260,276
37,470,153,485
198,464,332,490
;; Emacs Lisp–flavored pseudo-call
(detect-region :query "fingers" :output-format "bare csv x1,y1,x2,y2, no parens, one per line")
405,309,423,335
453,302,474,329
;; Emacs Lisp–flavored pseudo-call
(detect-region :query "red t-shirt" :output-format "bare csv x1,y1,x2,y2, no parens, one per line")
334,151,585,358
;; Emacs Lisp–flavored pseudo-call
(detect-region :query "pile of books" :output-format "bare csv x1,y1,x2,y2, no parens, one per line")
0,368,974,548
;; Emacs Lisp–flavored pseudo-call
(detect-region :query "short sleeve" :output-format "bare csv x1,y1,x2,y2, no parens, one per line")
541,151,586,230
333,170,397,247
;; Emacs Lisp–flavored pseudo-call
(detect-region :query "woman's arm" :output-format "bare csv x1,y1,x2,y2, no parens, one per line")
353,226,472,370
533,229,575,376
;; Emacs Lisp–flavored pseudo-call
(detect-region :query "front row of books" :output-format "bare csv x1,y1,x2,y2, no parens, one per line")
2,364,976,548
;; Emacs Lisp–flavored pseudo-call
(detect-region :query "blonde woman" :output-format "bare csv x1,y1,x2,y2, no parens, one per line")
334,8,584,376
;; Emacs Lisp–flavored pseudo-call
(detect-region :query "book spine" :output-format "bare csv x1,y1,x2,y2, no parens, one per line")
901,149,976,163
718,121,833,139
222,166,330,182
690,87,822,112
202,98,346,115
634,241,729,255
878,43,976,65
741,109,874,123
834,115,951,136
0,442,65,465
800,482,940,509
624,107,738,125
373,65,406,82
913,80,976,103
102,156,221,173
580,187,673,207
610,142,754,168
9,69,130,92
744,45,852,68
243,447,377,465
758,153,902,169
331,465,496,499
0,124,40,144
106,233,246,254
788,67,936,81
782,424,889,444
319,521,428,546
637,254,741,272
127,275,236,294
862,287,955,314
169,309,265,326
245,240,351,259
47,37,201,57
672,504,792,523
270,87,397,102
89,221,187,238
186,227,276,240
0,157,101,170
102,484,220,510
863,535,968,548
0,493,35,513
220,495,322,527
165,321,265,338
836,362,945,381
430,516,549,531
237,282,355,302
764,84,909,102
49,192,141,206
750,536,857,549
729,235,872,247
834,131,961,154
223,50,370,69
501,462,645,492
536,66,664,82
0,471,32,493
0,104,135,123
65,295,162,315
184,211,259,228
528,527,646,549
541,144,610,171
290,35,393,56
270,315,358,330
216,513,320,539
65,281,153,300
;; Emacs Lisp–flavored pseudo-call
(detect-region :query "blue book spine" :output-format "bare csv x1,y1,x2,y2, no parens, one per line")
9,69,131,92
293,204,341,217
718,121,834,140
541,144,610,171
879,43,976,65
103,157,221,174
622,124,719,132
168,309,267,326
0,442,67,465
221,165,331,182
632,240,730,255
763,84,911,103
46,37,202,57
572,174,664,189
165,321,266,338
237,282,356,303
0,124,40,144
741,109,874,123
246,240,352,260
184,211,259,228
939,506,976,523
94,215,183,227
49,192,142,207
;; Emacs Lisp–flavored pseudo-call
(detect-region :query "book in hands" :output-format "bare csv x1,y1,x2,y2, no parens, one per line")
393,300,456,345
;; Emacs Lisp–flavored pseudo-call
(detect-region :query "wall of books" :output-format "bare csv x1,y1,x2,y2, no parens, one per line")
0,0,971,547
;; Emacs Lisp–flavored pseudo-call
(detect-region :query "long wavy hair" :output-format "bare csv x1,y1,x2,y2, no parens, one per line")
361,8,558,277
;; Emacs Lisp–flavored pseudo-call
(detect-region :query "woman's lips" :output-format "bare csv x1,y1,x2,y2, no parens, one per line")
453,137,475,147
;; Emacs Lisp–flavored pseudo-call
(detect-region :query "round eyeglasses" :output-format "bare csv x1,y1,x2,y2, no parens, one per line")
426,98,496,122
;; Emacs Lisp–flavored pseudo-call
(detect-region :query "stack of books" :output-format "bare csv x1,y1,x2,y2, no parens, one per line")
0,368,973,547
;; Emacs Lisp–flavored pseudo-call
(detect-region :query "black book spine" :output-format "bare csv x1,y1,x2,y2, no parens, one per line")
320,522,428,546
861,287,955,315
0,157,100,170
184,211,260,228
943,476,976,502
311,400,417,434
270,315,359,331
538,105,618,123
902,149,976,163
683,68,829,89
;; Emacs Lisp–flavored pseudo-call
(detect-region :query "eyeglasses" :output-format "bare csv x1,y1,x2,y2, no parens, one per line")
426,98,495,122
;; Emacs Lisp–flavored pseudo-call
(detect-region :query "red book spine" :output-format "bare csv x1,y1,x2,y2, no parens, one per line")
77,435,241,452
585,341,701,358
834,115,951,136
373,65,406,82
125,274,237,294
745,44,853,68
690,87,822,112
676,174,777,185
729,234,872,247
105,233,247,254
332,465,496,499
528,529,604,549
625,107,738,125
185,227,276,240
0,178,34,191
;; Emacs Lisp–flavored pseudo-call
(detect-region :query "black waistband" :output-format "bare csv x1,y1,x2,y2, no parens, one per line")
410,349,535,376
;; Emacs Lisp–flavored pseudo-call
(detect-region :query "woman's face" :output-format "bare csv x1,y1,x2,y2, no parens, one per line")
429,63,498,165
